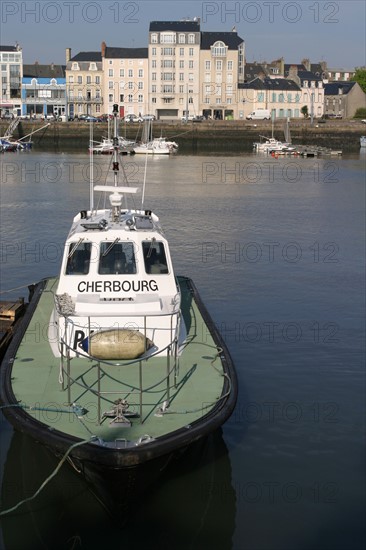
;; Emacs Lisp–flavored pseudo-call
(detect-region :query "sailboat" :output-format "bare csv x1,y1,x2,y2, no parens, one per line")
133,119,178,154
0,104,237,517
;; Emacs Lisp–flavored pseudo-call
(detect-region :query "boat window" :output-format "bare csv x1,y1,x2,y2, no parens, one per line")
65,242,92,275
142,241,169,274
98,242,136,274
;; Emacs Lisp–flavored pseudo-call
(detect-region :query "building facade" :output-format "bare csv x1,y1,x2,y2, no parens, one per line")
285,65,324,118
239,78,302,119
22,64,66,118
148,20,202,119
65,49,103,118
101,43,148,117
199,31,245,120
0,44,22,117
324,82,366,118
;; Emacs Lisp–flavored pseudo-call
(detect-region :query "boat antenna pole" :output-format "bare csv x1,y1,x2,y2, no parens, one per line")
89,119,94,214
112,103,121,221
112,103,119,190
141,143,148,210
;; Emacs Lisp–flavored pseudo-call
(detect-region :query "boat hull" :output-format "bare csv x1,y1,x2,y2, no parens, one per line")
0,276,237,516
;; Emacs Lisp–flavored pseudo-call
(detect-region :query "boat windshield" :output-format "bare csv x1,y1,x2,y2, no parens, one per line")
142,241,169,274
66,242,92,275
98,242,137,274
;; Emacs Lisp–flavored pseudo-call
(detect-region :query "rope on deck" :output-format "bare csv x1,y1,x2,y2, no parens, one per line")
156,345,233,416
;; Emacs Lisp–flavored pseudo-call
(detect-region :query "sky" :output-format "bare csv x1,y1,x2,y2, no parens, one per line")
1,0,365,69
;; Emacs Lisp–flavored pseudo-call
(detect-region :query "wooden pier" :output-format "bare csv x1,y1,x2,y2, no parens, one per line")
0,299,25,361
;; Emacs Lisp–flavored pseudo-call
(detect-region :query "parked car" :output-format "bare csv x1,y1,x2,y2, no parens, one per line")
123,114,143,123
181,115,195,122
192,115,204,122
142,114,156,121
84,115,102,122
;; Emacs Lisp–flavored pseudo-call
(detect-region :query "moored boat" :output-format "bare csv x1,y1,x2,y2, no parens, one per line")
0,104,237,517
89,136,136,154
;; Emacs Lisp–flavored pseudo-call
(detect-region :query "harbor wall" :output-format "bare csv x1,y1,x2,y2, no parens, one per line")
1,119,365,152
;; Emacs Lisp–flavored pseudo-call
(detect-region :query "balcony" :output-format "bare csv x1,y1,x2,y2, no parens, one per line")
68,96,103,104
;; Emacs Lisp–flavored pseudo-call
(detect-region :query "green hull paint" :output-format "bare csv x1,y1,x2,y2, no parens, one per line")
6,276,235,447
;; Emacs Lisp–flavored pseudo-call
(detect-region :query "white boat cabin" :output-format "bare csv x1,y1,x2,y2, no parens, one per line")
49,186,181,360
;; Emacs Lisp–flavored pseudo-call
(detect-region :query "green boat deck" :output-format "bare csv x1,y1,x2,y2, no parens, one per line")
10,277,228,445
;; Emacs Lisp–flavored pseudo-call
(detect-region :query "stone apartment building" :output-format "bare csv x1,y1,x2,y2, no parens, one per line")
324,81,366,118
199,30,245,120
147,20,201,119
65,49,103,118
101,42,148,118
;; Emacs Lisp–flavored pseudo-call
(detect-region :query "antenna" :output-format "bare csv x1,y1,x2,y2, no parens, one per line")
89,120,94,213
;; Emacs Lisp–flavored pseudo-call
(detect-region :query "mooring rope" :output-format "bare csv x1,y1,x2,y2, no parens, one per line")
0,283,35,296
0,436,93,517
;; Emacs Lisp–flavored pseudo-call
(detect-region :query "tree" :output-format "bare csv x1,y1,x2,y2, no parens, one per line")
354,107,366,119
301,105,309,118
351,68,366,93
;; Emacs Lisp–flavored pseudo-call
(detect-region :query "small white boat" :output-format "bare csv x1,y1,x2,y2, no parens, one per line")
253,137,293,153
89,136,135,154
133,137,177,155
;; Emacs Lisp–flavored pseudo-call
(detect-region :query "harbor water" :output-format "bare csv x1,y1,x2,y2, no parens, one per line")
0,150,365,549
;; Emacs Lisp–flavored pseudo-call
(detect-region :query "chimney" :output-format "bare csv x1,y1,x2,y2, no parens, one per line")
66,48,71,63
101,41,106,58
301,58,310,71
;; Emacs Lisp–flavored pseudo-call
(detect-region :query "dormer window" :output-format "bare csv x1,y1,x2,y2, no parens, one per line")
178,34,185,44
50,78,57,85
31,78,37,85
303,80,308,87
89,62,97,71
161,33,176,44
188,34,195,44
211,41,228,57
72,62,79,71
151,33,158,44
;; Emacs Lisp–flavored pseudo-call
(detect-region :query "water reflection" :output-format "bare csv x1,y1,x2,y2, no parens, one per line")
1,429,235,550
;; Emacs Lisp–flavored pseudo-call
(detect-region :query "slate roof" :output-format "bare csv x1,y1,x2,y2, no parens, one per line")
200,32,244,49
297,70,322,82
239,77,301,91
149,20,200,32
104,47,148,59
244,63,267,82
324,81,356,95
284,63,306,74
23,64,66,78
70,52,102,62
0,45,19,52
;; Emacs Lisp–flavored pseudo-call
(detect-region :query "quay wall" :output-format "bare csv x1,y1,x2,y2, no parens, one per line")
1,119,365,152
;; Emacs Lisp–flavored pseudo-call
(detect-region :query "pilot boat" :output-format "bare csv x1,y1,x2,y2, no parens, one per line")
0,105,237,517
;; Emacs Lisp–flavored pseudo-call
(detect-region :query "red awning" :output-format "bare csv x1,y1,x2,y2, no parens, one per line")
0,104,13,108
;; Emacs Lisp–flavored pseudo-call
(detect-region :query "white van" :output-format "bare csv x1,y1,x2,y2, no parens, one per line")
246,109,271,120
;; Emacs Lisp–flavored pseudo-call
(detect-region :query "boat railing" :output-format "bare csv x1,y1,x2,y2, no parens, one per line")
57,307,181,426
